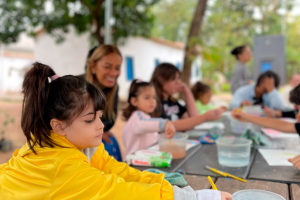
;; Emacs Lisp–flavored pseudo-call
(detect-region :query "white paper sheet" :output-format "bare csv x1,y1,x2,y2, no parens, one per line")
194,122,225,130
259,149,300,166
261,128,299,138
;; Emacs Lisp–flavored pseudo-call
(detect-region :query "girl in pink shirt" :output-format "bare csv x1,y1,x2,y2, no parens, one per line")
122,80,176,156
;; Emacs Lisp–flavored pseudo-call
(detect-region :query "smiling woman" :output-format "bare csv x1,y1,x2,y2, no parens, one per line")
82,45,123,161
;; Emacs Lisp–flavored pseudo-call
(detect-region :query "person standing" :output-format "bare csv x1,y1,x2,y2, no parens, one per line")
230,45,253,94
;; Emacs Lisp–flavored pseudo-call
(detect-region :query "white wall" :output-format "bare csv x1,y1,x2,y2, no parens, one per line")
0,34,34,93
34,33,201,100
0,56,33,93
117,37,185,99
34,27,90,76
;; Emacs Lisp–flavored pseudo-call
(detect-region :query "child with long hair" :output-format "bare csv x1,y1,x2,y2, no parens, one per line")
191,81,227,114
150,63,224,131
0,63,232,200
122,79,176,156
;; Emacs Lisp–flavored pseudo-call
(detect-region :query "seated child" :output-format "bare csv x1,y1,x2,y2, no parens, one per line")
231,84,300,170
150,63,224,132
229,71,286,110
122,79,176,156
191,81,227,114
0,63,232,200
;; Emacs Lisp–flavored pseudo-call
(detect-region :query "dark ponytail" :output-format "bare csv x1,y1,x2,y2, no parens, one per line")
123,79,159,120
231,45,246,60
22,62,105,154
191,81,211,99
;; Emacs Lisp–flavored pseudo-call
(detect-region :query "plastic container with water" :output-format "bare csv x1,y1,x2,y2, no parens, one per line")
159,132,188,159
230,116,251,134
216,137,252,167
233,189,285,200
230,105,263,134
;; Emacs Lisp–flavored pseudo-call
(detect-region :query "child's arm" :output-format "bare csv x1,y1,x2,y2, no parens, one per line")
264,106,282,118
90,144,231,200
132,111,172,135
91,143,172,184
232,109,297,133
264,106,298,119
50,149,173,200
288,154,300,170
282,110,297,118
265,90,286,111
172,108,223,132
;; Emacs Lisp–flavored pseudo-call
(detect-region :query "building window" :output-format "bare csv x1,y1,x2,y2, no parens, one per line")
176,62,181,71
155,59,160,67
126,57,134,80
261,61,272,72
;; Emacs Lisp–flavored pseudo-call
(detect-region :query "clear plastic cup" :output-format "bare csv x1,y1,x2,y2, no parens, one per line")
230,115,251,134
216,137,252,167
159,132,188,159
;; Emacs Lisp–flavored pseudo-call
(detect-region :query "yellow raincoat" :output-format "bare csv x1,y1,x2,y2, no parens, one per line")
0,132,173,199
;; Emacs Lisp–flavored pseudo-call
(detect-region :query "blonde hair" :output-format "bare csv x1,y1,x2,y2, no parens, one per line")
86,45,122,122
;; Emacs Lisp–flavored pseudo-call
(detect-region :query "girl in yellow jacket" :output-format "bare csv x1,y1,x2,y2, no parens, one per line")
0,62,232,200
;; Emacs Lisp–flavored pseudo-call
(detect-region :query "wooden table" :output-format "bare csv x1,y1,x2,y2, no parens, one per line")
215,177,289,200
180,116,300,199
179,145,256,179
290,184,300,200
184,175,290,199
248,150,300,183
132,145,202,173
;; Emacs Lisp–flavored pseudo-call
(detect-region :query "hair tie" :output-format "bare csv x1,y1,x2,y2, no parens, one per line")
50,74,59,81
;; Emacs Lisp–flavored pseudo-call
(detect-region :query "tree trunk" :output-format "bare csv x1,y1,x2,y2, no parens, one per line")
94,20,104,45
80,0,105,45
181,0,208,86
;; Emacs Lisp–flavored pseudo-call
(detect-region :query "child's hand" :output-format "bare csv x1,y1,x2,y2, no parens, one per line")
220,106,228,112
264,106,275,117
164,121,176,139
241,100,252,106
288,154,300,170
204,108,223,121
231,109,249,122
264,106,282,118
176,81,188,93
221,191,232,200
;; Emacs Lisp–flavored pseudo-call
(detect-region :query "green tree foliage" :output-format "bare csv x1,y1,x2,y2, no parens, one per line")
151,0,197,41
152,0,300,82
286,16,300,77
0,0,159,45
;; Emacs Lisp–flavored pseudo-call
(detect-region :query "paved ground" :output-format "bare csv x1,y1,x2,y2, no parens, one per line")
0,100,26,164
